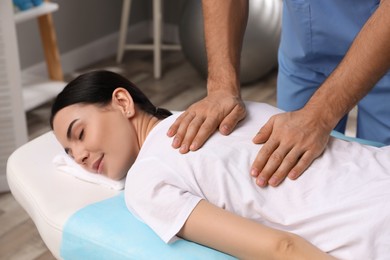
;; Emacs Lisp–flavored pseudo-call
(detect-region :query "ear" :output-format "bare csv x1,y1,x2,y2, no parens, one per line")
112,88,135,118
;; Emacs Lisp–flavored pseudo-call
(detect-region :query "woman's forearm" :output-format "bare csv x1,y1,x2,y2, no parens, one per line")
202,0,248,96
304,0,390,131
178,200,334,260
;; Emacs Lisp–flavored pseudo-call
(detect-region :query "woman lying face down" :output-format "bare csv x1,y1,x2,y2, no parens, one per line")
51,71,390,259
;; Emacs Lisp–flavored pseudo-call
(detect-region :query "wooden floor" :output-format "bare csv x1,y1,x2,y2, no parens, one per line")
0,51,278,259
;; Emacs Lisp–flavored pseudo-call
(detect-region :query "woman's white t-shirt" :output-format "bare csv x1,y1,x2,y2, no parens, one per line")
125,102,390,259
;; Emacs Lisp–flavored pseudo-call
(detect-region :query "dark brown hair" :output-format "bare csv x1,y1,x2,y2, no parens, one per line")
50,70,172,128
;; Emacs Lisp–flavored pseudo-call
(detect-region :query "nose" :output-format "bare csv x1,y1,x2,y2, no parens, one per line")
73,146,89,165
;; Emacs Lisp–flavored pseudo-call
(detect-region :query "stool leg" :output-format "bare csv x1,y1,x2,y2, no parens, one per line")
117,0,131,63
153,0,162,79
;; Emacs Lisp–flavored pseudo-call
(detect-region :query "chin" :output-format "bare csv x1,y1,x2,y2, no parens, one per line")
111,169,129,181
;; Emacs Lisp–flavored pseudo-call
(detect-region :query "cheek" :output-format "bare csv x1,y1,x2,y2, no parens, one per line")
108,130,138,180
91,113,129,150
103,116,139,178
107,118,137,154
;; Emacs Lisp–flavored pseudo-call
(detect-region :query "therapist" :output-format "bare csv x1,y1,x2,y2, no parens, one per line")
167,0,390,187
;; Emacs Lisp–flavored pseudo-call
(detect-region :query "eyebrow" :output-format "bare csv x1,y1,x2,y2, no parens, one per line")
67,119,79,140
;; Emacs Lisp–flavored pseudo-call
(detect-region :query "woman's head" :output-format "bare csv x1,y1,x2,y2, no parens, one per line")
51,70,172,180
50,70,171,128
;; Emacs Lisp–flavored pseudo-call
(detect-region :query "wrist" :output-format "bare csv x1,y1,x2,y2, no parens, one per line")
301,102,340,134
207,76,241,98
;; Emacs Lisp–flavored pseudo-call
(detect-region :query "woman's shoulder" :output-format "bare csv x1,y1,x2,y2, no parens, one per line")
243,101,283,123
231,101,282,135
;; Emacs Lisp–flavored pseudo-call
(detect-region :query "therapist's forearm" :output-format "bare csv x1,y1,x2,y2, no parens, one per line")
202,0,248,96
303,0,390,130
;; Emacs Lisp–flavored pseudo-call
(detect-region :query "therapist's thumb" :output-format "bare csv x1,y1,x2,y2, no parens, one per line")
253,119,273,144
219,105,246,135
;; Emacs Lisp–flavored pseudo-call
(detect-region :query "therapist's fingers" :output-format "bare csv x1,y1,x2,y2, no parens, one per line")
252,116,274,145
253,144,292,187
181,115,220,153
250,110,331,187
186,102,245,151
263,148,304,187
287,151,316,180
167,111,190,139
250,117,278,179
170,112,196,149
188,117,220,151
250,139,279,179
219,102,247,135
168,93,246,153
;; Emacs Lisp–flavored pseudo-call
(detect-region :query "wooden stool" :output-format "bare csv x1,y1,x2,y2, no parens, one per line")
116,0,181,79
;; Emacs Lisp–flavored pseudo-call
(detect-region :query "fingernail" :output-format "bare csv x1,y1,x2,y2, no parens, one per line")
180,144,188,153
173,137,180,148
288,170,297,179
221,125,230,134
250,168,259,177
190,142,197,151
256,177,266,187
269,177,278,186
167,129,173,136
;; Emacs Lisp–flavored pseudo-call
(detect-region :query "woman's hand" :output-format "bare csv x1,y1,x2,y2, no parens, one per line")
251,109,331,187
167,91,246,153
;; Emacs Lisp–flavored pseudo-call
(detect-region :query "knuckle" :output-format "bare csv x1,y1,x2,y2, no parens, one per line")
273,169,288,179
260,145,275,156
270,152,283,163
260,172,273,182
284,156,297,166
298,154,314,166
202,121,218,132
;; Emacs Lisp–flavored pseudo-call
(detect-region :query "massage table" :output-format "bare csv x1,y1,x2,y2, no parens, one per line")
6,131,384,259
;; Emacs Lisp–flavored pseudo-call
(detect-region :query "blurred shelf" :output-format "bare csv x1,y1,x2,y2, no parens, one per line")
13,2,64,111
14,2,59,24
21,73,65,111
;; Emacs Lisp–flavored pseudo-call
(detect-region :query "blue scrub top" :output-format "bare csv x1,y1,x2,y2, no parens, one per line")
276,0,390,144
279,0,380,75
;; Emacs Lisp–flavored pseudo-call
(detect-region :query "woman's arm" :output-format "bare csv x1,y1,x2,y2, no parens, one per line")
178,200,335,260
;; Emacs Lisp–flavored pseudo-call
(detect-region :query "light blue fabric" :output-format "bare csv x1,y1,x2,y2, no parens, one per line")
60,134,383,260
330,130,384,147
277,0,390,144
60,192,236,260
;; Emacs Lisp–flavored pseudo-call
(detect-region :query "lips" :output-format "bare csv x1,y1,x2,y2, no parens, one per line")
92,155,104,174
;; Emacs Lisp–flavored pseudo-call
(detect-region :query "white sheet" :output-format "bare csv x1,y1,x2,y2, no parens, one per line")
53,152,125,190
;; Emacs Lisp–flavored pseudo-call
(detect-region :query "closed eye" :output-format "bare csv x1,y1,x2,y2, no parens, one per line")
64,148,74,159
79,129,84,140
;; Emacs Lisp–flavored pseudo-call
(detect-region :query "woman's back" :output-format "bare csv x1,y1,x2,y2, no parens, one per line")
126,101,390,259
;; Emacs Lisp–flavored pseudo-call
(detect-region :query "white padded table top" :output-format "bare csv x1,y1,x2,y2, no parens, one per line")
7,132,121,259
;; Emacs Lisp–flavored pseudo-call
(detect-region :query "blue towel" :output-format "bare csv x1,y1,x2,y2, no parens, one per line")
61,192,235,260
330,130,385,147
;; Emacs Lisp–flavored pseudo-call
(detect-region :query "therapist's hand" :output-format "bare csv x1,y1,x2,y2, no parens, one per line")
251,109,331,187
167,90,246,153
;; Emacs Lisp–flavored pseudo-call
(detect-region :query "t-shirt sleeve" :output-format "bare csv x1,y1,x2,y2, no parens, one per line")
124,158,202,243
